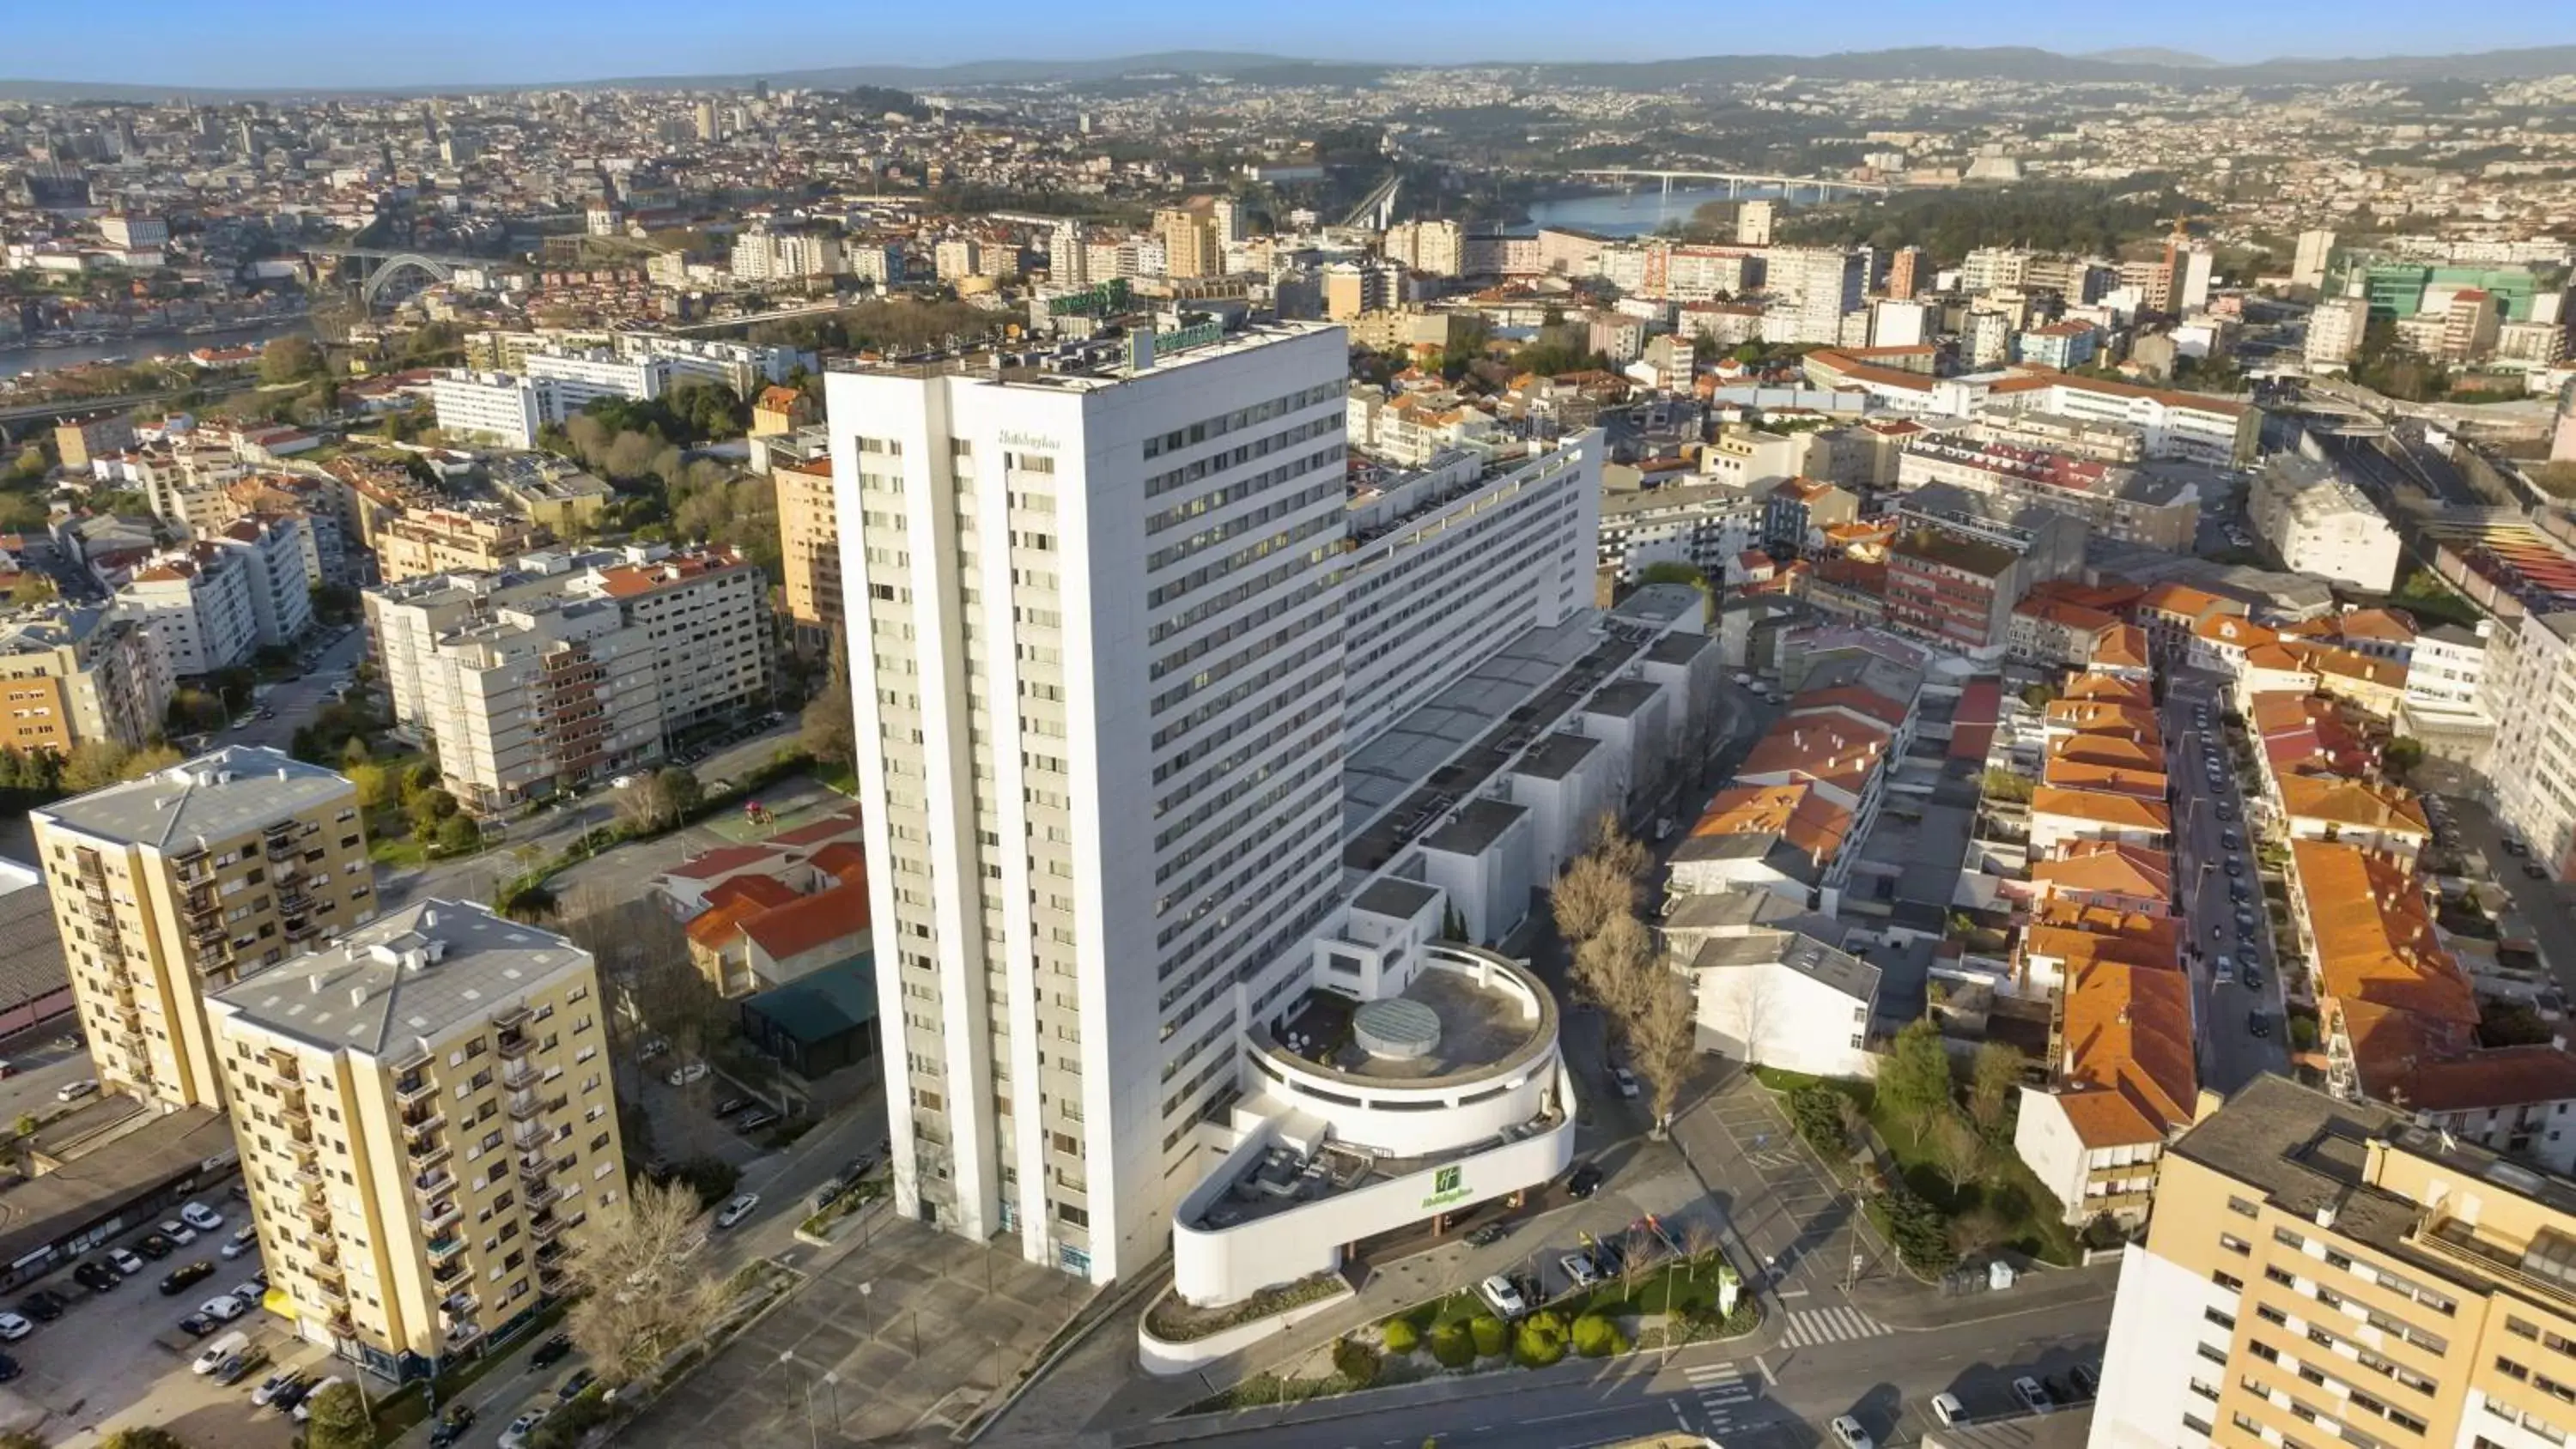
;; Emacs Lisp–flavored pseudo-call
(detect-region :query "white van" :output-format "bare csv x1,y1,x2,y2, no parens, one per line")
191,1330,250,1375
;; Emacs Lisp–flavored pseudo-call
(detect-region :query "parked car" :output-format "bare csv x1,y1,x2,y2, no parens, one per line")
665,1061,709,1087
556,1368,598,1404
214,1347,268,1387
221,1224,259,1259
1931,1393,1966,1428
107,1248,144,1276
529,1334,574,1369
57,1078,99,1102
72,1261,118,1292
192,1331,251,1374
1466,1222,1510,1248
0,1355,20,1384
293,1377,346,1422
200,1294,246,1323
0,1314,27,1343
637,1037,670,1060
1477,1274,1528,1319
714,1193,760,1230
711,1095,753,1118
2249,1013,2272,1039
499,1406,550,1449
1608,1065,1641,1100
2215,955,2235,982
1567,1162,1604,1198
2242,963,2263,991
2071,1362,2102,1397
270,1375,319,1413
737,1108,781,1132
17,1291,66,1323
1832,1416,1875,1449
2504,837,2531,857
428,1404,479,1448
177,1313,217,1337
1558,1252,1601,1289
2527,862,2553,880
180,1202,223,1233
252,1369,306,1407
2226,859,2246,877
160,1220,198,1246
2014,1376,2053,1412
160,1260,216,1295
137,1234,174,1260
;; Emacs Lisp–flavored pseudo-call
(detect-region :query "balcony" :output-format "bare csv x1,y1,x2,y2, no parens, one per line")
432,1254,470,1288
497,1031,535,1061
501,1059,541,1091
426,1234,465,1263
325,1310,356,1339
490,1003,532,1033
265,1047,301,1082
419,1200,462,1235
517,1162,553,1196
529,1213,562,1244
310,1264,347,1300
2415,1216,2576,1312
411,1138,453,1172
299,1197,331,1231
401,1110,447,1143
511,1121,548,1151
394,1073,437,1106
507,1091,565,1123
390,1044,433,1075
414,1167,458,1198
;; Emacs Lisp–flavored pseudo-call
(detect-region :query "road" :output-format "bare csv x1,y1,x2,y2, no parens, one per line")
215,627,371,753
1166,1296,2111,1449
0,1022,100,1124
2159,667,2288,1094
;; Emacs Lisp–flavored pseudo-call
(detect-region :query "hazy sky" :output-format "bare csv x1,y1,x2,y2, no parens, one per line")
8,0,2572,89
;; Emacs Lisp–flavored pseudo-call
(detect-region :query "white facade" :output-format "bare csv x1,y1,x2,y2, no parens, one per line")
2012,1088,2165,1226
2249,454,2403,592
2483,612,2576,872
2405,622,2491,712
415,598,665,812
1986,378,2253,467
205,514,314,647
1342,444,1599,746
1597,482,1762,585
829,327,1358,1284
1765,247,1864,346
2306,295,2367,370
526,349,672,412
116,548,257,676
431,370,551,450
2090,1242,2242,1449
1684,934,1879,1081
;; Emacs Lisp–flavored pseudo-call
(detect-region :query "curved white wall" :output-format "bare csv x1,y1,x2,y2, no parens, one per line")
1170,1060,1577,1309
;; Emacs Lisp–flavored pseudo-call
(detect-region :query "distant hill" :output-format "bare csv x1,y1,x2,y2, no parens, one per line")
7,42,2576,100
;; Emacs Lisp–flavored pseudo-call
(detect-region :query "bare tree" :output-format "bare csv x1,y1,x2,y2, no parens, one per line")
1552,815,1646,949
562,1177,731,1386
1573,912,1655,1020
1929,1109,1987,1197
560,886,726,1065
1625,966,1699,1138
1967,1041,2027,1145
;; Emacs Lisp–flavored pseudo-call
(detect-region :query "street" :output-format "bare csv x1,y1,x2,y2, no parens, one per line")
2158,668,2289,1094
1161,1296,2111,1449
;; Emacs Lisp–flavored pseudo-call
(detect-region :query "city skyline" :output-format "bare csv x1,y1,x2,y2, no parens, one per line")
3,7,2574,90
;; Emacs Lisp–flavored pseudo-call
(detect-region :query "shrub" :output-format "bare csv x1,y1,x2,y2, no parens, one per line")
1467,1313,1508,1358
1429,1322,1475,1367
1332,1337,1382,1388
1381,1318,1419,1355
1879,1187,1960,1275
1787,1085,1850,1155
1571,1312,1629,1358
1514,1313,1568,1368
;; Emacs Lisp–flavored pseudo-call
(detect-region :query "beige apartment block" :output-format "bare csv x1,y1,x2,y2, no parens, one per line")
2093,1073,2576,1449
207,900,626,1368
376,507,544,585
771,453,841,646
0,603,173,755
29,749,371,1110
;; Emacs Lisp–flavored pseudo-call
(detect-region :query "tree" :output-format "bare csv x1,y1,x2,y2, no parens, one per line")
1929,1109,1987,1196
1876,1018,1955,1145
100,1431,190,1449
1626,966,1698,1137
658,766,704,820
1552,815,1645,949
299,1381,373,1449
8,572,58,607
258,334,324,385
434,815,482,855
2381,737,2426,782
562,1176,731,1385
1968,1042,2026,1146
1572,912,1655,1022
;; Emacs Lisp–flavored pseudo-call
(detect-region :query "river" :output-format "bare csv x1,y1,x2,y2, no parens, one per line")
1519,183,1795,239
0,315,316,381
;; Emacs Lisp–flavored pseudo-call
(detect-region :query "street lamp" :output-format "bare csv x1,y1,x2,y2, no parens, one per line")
781,1350,818,1449
858,1281,873,1335
823,1370,841,1432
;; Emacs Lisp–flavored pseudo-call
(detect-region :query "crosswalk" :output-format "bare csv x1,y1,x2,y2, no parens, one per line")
1683,1361,1756,1426
1777,1304,1892,1348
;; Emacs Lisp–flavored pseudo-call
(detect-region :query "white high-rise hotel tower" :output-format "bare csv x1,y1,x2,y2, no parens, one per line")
829,324,1607,1285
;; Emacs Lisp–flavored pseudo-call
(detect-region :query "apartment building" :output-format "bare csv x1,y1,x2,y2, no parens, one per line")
206,900,624,1375
205,514,315,648
772,453,843,649
525,350,673,414
1985,373,2260,468
2251,454,2403,594
0,603,173,754
2092,1074,2576,1449
1899,432,2200,551
53,414,136,471
116,543,258,676
29,749,371,1110
368,545,763,811
581,548,772,735
1596,482,1763,585
376,507,544,585
2307,295,2369,370
2484,613,2576,876
1765,247,1864,346
430,371,553,450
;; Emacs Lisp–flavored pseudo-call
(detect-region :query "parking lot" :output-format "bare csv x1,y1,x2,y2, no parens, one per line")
1677,1069,1887,1298
0,1187,342,1448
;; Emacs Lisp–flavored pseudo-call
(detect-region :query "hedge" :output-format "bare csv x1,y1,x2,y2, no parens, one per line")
1468,1313,1507,1358
1381,1319,1419,1355
1429,1322,1475,1367
1331,1337,1382,1388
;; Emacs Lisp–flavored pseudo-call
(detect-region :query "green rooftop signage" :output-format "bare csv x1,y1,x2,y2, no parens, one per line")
1048,279,1130,316
1155,319,1224,355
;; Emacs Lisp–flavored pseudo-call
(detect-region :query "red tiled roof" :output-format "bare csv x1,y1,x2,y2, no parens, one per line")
741,880,870,961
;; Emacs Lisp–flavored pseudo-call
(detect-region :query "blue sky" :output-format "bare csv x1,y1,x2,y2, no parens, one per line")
9,0,2572,89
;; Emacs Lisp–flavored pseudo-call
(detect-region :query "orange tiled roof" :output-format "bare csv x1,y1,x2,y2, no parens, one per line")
2060,672,2154,709
2027,900,2182,970
809,840,868,884
740,880,870,961
2293,839,2476,1030
1739,714,1892,798
1790,684,1910,731
2059,957,2196,1138
2088,624,2151,670
702,875,802,913
1689,781,1856,862
2404,1046,2576,1113
2033,841,2174,903
2277,775,2430,837
2015,595,2119,634
2043,758,2169,801
2050,732,2166,773
2138,582,2240,621
2053,1085,2167,1149
2031,785,2172,832
2195,614,2280,649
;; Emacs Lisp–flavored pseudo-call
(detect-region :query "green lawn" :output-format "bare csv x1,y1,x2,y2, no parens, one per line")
2392,568,2484,632
1865,1093,2080,1267
1552,1253,1738,1322
1392,1288,1492,1337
